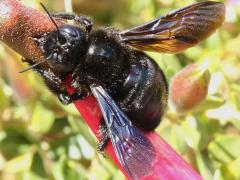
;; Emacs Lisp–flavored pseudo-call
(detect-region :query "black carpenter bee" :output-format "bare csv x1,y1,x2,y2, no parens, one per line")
20,1,225,178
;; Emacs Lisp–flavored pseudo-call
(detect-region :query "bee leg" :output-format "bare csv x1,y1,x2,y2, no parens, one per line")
51,13,93,33
58,90,85,105
58,93,73,105
21,58,57,82
97,122,110,156
22,58,84,105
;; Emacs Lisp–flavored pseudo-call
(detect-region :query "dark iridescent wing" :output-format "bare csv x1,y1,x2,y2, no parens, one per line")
120,1,225,53
91,85,156,179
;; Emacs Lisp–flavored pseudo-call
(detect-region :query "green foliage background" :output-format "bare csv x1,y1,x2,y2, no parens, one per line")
0,0,239,179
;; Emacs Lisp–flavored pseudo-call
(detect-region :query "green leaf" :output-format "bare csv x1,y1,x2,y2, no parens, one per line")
30,153,47,178
61,103,79,115
231,119,240,131
68,136,82,160
196,152,214,180
51,156,86,180
181,117,201,150
208,135,240,164
90,156,112,180
76,135,94,160
169,125,188,154
206,103,240,125
47,117,70,134
30,103,55,134
23,152,48,180
0,82,8,111
0,129,31,159
218,157,240,180
49,135,72,158
3,149,34,173
195,114,221,150
193,96,225,113
68,116,97,147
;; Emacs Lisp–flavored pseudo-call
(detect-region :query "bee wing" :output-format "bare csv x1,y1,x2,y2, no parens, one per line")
91,85,156,179
120,1,225,53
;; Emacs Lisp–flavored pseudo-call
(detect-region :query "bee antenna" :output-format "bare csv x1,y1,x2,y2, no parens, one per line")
40,2,59,32
19,59,48,73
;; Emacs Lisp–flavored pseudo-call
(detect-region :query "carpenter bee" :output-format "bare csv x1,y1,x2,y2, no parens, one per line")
20,1,225,178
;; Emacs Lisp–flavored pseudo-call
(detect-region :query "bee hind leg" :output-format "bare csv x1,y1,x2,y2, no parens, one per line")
97,122,110,156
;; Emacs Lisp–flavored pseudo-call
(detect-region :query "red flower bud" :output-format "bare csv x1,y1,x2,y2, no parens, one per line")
169,64,211,112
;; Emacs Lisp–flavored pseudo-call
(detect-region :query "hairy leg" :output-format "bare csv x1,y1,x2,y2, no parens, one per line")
22,58,85,104
51,13,93,33
97,121,110,155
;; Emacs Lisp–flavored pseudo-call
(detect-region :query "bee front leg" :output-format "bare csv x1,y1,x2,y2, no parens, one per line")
51,13,93,33
22,59,84,105
37,69,74,105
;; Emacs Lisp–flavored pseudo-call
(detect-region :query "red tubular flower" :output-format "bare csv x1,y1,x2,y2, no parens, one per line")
0,0,203,179
74,96,203,179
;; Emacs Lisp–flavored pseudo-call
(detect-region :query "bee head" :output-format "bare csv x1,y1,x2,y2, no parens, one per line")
36,25,87,73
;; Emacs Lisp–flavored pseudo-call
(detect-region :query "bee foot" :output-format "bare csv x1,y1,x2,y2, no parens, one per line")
97,123,110,154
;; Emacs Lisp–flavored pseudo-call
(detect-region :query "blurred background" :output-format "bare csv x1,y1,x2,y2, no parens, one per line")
0,0,239,179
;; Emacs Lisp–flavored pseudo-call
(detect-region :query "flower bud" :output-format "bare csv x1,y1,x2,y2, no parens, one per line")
169,64,211,112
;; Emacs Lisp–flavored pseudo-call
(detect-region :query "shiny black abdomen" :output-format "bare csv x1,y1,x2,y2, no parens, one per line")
77,29,168,131
116,51,168,131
